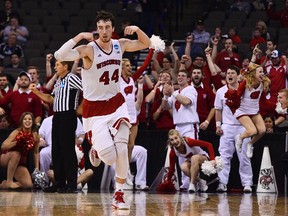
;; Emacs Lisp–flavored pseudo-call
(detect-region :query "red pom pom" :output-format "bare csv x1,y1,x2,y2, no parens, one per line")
157,180,176,193
224,89,241,114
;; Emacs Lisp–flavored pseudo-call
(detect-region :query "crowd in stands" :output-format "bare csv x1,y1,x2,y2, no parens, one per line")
0,0,287,193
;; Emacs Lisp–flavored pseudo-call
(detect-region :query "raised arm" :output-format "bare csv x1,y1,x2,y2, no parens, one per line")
119,26,150,52
54,32,94,62
29,84,54,105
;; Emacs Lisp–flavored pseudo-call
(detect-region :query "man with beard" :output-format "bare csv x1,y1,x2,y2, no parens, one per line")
0,74,12,96
191,66,216,142
0,71,42,128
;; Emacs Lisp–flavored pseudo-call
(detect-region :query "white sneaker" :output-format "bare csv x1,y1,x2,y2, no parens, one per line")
243,185,252,193
216,183,227,192
126,171,134,186
89,148,101,167
123,183,133,190
198,179,208,192
112,190,130,210
235,134,243,153
135,184,149,191
246,143,254,158
188,183,197,193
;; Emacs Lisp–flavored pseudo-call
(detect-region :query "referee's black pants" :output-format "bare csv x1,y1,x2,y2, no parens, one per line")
52,111,77,190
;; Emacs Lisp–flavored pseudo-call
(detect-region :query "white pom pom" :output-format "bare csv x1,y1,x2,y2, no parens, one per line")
275,102,287,114
201,160,217,176
150,35,165,52
215,156,224,172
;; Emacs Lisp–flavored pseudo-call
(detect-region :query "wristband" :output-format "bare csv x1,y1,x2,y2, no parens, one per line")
78,137,84,143
216,121,221,127
138,83,143,90
162,95,169,100
172,91,179,98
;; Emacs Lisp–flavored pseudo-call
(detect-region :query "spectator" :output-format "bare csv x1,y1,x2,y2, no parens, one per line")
0,33,24,67
259,39,279,67
0,112,39,189
3,52,24,70
212,27,223,40
191,66,216,142
192,19,211,44
250,29,266,50
215,38,241,72
38,115,86,187
0,73,12,96
176,32,204,62
3,16,28,47
189,40,224,91
0,71,42,128
0,0,20,27
255,20,271,40
214,65,253,193
148,71,174,130
263,115,274,133
0,114,11,130
252,0,266,11
161,69,199,191
267,0,288,27
230,0,251,15
264,50,288,104
228,27,242,45
152,42,179,83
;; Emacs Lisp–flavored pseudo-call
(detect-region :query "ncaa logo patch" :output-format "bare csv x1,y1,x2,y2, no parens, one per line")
114,44,119,49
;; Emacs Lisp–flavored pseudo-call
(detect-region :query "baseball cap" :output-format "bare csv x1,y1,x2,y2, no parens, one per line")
271,50,282,59
19,71,32,82
195,19,204,25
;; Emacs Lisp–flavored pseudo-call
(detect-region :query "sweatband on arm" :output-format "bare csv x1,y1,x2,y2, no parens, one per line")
54,39,80,61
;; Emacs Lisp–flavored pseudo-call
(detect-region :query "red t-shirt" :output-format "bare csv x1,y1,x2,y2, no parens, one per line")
0,90,43,127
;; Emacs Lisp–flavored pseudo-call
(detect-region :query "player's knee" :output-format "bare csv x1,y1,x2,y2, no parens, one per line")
114,123,130,144
98,146,117,166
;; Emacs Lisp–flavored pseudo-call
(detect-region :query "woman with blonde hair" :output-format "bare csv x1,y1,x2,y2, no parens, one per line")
0,112,39,189
256,20,271,40
158,129,216,193
226,48,271,158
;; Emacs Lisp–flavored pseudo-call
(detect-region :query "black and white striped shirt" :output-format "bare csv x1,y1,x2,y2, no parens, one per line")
52,73,82,112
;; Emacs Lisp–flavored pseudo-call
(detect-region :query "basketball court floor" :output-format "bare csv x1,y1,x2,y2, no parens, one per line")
0,190,286,215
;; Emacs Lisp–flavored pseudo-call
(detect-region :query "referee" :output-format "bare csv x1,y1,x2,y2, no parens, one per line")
30,60,82,193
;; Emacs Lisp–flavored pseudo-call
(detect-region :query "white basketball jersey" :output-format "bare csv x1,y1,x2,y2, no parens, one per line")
81,39,122,101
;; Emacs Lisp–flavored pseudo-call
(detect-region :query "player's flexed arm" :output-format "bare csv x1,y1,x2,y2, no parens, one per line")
119,25,150,52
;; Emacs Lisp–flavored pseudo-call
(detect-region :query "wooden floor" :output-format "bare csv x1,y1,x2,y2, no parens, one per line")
0,190,286,216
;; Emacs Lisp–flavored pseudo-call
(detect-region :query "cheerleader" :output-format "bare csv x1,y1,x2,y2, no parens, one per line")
160,129,215,193
0,112,39,189
225,45,271,158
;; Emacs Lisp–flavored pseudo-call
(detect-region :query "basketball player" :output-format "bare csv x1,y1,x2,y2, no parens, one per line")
54,11,150,210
